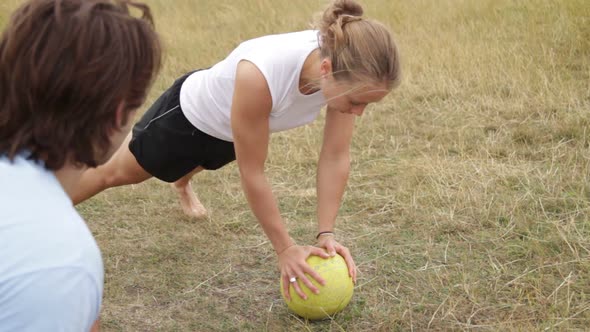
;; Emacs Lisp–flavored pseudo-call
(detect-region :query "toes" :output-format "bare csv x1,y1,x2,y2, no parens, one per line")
188,208,207,219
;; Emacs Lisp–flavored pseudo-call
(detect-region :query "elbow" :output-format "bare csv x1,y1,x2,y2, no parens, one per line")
237,163,265,186
320,152,351,173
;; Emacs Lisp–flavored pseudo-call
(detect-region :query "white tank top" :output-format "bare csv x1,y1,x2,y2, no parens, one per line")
179,30,326,142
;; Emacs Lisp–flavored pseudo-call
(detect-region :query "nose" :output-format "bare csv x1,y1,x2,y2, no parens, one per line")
351,105,366,116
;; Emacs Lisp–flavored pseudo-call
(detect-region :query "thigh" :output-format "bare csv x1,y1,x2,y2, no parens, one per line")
129,106,206,183
105,132,153,185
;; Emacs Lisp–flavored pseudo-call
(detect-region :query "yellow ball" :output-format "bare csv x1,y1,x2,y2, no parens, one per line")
280,254,354,320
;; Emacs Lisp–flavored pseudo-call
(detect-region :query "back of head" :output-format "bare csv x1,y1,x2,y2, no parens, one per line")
0,0,162,170
315,0,400,89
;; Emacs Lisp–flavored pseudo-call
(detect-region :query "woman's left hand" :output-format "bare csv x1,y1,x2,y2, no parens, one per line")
316,235,357,283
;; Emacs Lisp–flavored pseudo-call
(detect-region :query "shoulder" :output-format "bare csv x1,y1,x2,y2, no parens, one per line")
0,156,103,284
236,30,318,69
233,60,272,111
0,267,101,331
233,31,318,106
236,60,268,85
240,30,318,49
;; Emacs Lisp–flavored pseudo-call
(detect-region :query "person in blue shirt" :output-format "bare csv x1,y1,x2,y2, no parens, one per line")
0,0,161,331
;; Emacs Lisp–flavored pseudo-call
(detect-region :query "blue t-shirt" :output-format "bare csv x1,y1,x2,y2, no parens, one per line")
0,155,103,332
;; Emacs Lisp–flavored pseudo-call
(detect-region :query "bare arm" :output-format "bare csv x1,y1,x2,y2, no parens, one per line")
231,61,328,299
231,60,291,253
316,106,357,281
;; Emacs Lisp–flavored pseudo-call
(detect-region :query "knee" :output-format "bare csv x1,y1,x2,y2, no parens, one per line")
91,166,120,190
103,166,143,187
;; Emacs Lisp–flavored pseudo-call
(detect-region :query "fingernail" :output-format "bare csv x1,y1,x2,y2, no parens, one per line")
330,251,336,256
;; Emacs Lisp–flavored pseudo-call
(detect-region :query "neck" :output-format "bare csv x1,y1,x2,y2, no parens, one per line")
299,49,322,95
53,162,85,201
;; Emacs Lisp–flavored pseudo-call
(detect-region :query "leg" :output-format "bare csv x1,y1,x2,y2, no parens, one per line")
172,166,207,218
72,133,152,204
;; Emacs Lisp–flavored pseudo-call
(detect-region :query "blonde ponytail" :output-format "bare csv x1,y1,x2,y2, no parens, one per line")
317,0,363,52
315,0,401,89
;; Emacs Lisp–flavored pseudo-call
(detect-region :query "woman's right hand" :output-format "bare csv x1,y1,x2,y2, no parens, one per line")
278,245,331,301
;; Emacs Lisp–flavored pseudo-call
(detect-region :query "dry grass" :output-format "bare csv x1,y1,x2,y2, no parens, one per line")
2,0,589,330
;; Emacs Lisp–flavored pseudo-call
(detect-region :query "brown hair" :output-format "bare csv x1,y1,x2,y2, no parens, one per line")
0,0,162,170
316,0,401,89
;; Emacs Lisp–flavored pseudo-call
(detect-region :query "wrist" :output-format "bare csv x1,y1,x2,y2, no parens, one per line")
316,231,334,240
276,242,296,255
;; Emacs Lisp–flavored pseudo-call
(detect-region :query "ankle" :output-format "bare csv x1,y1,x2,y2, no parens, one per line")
172,181,188,190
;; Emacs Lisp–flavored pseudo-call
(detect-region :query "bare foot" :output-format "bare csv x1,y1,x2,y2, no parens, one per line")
172,182,208,218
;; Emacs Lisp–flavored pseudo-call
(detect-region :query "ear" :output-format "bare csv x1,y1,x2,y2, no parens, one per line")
320,58,332,76
114,101,127,128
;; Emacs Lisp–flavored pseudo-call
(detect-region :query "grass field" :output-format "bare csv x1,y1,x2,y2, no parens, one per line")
2,0,589,330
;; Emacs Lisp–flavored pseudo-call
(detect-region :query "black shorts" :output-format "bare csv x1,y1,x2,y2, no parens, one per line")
129,71,236,183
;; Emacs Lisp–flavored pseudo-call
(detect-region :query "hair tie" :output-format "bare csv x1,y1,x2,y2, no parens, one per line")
339,14,362,28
